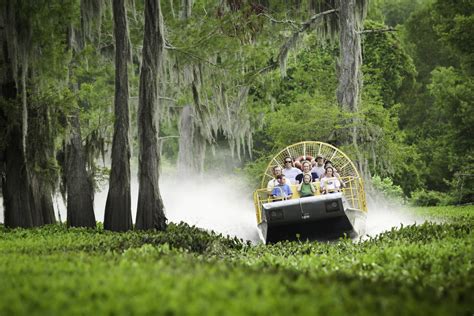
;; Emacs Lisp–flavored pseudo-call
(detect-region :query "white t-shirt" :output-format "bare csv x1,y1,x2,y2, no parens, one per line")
282,167,303,184
311,165,325,178
320,177,341,192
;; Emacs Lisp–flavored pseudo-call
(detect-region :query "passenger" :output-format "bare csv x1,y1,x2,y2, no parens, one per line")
320,166,341,194
282,157,302,184
323,160,345,187
271,175,292,200
266,166,290,194
297,173,316,198
311,154,325,179
295,160,318,184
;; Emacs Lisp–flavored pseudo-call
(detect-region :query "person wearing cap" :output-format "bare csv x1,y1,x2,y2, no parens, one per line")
282,157,302,185
311,154,325,178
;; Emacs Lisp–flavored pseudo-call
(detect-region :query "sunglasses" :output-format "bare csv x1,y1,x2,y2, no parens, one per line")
285,160,292,163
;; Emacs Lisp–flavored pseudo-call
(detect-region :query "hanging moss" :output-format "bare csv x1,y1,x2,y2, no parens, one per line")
80,0,105,44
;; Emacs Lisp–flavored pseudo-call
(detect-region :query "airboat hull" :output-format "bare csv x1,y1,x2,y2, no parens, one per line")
258,193,366,243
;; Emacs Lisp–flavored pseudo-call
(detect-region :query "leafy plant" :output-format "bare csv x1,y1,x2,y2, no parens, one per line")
411,189,446,206
371,175,405,202
0,206,473,315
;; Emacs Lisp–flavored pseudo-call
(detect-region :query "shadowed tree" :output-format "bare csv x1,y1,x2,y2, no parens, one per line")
64,0,103,228
135,0,167,230
65,113,96,228
1,0,34,228
2,0,86,228
27,99,56,225
336,0,367,177
103,0,133,231
336,0,363,116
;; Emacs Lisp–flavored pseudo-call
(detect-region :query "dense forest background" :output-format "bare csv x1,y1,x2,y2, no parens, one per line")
0,0,472,228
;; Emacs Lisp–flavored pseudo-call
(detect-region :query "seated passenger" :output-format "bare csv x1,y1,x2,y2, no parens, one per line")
311,154,325,179
271,175,292,200
320,166,342,194
295,160,318,184
282,157,302,184
267,166,291,194
323,161,345,187
297,173,316,198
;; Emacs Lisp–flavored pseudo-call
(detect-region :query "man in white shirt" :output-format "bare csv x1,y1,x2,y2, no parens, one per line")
311,154,325,179
267,166,283,194
282,157,302,185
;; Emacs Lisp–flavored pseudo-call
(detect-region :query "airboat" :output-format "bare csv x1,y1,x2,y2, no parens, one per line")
253,141,368,243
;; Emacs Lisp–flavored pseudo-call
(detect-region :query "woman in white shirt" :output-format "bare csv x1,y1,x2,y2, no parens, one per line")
320,166,342,194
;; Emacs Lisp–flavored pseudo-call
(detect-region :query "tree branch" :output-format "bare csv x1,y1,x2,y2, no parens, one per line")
251,9,338,77
299,9,338,31
259,13,300,29
158,135,180,140
158,96,178,102
130,96,178,102
358,27,397,34
165,42,222,68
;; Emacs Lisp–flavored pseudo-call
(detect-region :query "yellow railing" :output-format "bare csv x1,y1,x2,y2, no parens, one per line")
254,176,367,224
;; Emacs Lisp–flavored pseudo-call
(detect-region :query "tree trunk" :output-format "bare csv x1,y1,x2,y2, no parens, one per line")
336,0,362,142
66,112,96,228
135,0,167,230
3,126,34,228
180,0,192,19
27,170,55,225
104,0,132,232
64,4,98,228
0,9,34,228
27,99,56,226
336,0,368,178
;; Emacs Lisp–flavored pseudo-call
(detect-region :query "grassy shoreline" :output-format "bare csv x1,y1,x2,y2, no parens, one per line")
0,206,473,315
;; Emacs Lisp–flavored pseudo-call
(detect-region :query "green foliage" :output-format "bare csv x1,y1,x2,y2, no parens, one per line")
362,20,417,108
241,154,272,188
371,175,404,202
432,0,474,75
0,206,473,315
401,5,458,85
368,0,430,26
411,189,447,206
248,37,341,155
413,204,474,219
428,67,474,159
393,0,473,202
246,24,423,197
2,0,473,231
0,222,245,255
